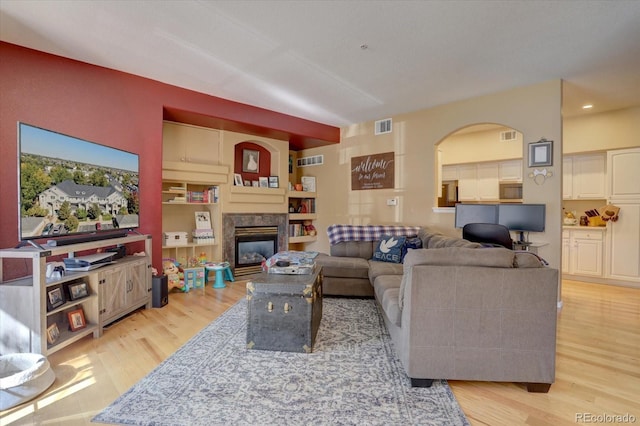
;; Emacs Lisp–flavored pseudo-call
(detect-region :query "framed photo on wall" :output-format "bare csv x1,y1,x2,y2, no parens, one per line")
528,140,553,167
242,149,259,173
68,308,86,332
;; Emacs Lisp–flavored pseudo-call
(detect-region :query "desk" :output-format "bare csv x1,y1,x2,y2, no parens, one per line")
513,242,547,255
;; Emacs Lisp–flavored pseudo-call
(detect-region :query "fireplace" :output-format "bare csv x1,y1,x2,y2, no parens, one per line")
223,213,288,276
234,226,278,275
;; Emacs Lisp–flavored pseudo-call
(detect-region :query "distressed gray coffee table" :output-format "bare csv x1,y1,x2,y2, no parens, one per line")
246,266,322,353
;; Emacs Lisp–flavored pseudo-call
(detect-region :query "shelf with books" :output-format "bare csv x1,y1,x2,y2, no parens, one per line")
162,180,220,262
287,190,317,248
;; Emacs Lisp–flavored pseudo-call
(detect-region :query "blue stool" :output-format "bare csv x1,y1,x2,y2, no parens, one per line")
204,262,234,289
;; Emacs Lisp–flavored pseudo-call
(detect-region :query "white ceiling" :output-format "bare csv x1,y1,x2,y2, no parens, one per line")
2,1,640,128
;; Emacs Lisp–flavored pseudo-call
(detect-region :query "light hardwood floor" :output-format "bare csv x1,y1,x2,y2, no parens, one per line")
1,279,638,425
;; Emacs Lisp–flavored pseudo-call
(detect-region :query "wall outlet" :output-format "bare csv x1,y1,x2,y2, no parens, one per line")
386,198,398,206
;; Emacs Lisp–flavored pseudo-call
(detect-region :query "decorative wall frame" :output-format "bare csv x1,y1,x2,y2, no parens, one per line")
528,139,553,167
242,149,259,173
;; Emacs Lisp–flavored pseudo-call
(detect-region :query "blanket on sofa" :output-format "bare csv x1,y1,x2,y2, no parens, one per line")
327,224,422,245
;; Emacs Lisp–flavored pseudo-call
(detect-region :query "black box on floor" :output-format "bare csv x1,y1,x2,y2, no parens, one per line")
246,267,323,353
152,275,168,308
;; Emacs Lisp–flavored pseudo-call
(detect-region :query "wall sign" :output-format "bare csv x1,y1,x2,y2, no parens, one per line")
351,152,395,190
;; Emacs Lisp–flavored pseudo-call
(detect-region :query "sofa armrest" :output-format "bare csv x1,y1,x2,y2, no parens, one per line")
399,263,558,383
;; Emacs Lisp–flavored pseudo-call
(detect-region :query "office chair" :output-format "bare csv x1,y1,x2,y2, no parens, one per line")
462,223,513,249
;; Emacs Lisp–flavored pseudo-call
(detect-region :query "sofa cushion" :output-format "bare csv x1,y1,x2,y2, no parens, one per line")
514,252,547,268
372,235,406,263
399,247,515,309
418,227,482,249
380,287,402,327
369,260,404,282
329,241,375,259
372,274,401,302
315,253,370,279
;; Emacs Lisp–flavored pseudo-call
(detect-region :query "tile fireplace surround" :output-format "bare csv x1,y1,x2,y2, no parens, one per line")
222,213,288,273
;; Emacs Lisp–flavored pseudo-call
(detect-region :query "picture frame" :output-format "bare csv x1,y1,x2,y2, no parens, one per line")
67,281,89,301
268,176,279,188
244,180,251,187
68,308,86,332
46,284,66,311
242,149,259,173
46,323,60,345
259,177,269,188
528,140,553,167
252,180,259,187
234,173,243,186
195,211,212,229
301,176,316,192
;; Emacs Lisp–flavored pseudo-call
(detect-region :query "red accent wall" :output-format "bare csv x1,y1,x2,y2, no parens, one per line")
0,42,339,276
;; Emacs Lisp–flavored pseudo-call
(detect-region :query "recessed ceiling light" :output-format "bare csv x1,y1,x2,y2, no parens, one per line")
582,104,593,109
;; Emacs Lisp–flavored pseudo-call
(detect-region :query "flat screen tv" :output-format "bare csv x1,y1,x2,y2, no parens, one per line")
18,123,140,245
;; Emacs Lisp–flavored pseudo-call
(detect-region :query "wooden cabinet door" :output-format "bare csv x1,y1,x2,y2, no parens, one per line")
499,160,522,182
573,153,606,199
127,260,149,307
606,201,640,282
99,266,127,323
607,148,640,200
561,232,570,274
457,164,478,201
477,163,499,201
563,157,573,200
571,232,603,276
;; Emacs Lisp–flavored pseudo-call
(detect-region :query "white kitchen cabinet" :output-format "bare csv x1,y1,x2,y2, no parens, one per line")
441,165,459,181
498,160,523,182
457,164,478,201
563,153,606,200
607,147,640,200
562,231,570,274
606,201,640,282
562,157,573,200
476,163,500,201
563,228,604,277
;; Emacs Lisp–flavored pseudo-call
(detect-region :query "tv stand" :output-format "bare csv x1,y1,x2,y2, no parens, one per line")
0,234,152,356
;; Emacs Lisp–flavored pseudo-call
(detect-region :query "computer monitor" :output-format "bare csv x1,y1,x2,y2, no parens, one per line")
497,203,546,242
454,204,498,228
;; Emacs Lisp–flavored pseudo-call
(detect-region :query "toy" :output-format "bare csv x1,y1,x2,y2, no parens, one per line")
303,220,317,237
162,259,186,292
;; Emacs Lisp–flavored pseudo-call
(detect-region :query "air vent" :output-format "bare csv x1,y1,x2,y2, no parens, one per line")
375,118,392,135
500,130,517,142
297,155,324,167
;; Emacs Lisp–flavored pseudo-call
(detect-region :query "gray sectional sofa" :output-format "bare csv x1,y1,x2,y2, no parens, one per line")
315,226,559,392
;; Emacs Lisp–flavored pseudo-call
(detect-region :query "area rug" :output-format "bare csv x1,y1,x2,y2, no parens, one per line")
93,298,469,426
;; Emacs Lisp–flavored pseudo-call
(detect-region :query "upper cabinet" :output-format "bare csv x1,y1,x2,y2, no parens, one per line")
476,163,500,201
563,153,606,200
498,160,523,182
163,121,220,165
607,147,640,200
